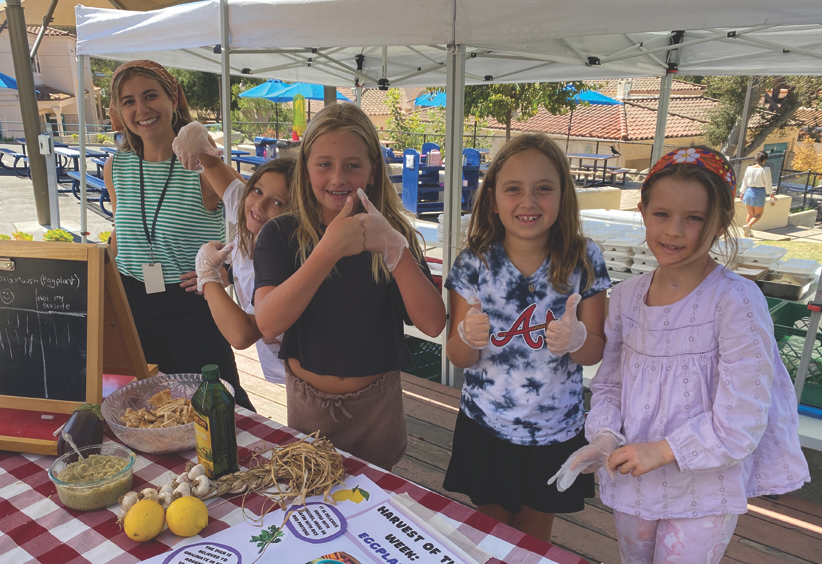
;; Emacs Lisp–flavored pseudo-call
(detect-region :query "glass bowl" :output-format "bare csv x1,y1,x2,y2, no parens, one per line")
101,372,234,455
48,443,135,511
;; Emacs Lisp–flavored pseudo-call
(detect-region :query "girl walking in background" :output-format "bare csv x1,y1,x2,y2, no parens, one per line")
739,150,775,237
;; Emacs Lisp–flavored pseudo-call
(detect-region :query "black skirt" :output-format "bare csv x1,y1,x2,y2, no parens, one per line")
443,410,594,514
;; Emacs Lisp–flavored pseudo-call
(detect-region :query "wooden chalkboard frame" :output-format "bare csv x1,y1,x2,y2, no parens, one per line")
0,241,151,454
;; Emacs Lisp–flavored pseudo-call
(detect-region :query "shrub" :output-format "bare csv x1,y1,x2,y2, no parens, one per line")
0,234,11,240
12,231,33,241
42,229,74,242
98,231,111,242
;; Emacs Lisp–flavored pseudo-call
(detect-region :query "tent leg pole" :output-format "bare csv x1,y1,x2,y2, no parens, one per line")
220,0,234,251
442,43,466,389
78,54,88,243
651,72,672,164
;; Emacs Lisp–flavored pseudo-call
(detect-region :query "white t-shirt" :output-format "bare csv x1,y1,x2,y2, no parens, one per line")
224,180,286,385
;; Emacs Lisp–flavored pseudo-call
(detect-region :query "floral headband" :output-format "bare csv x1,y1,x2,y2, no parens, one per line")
642,147,736,195
108,60,188,133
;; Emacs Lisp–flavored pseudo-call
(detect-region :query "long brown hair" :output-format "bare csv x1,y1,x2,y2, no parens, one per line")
641,146,738,265
466,133,594,293
236,157,296,258
285,103,424,282
111,65,192,156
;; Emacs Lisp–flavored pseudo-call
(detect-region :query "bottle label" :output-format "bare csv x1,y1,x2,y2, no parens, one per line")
193,409,216,478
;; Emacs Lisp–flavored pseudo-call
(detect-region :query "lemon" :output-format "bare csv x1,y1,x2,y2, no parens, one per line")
166,496,209,537
332,489,353,502
123,499,165,542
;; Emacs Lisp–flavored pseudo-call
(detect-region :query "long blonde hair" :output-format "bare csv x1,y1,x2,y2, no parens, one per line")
285,103,424,282
111,65,192,156
467,133,594,293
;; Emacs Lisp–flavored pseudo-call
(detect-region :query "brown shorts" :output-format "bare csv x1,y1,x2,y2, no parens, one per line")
284,363,407,470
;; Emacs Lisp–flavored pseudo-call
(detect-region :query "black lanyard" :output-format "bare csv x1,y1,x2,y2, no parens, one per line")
139,155,176,264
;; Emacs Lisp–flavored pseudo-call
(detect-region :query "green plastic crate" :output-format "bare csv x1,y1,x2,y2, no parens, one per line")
404,336,442,382
770,301,822,408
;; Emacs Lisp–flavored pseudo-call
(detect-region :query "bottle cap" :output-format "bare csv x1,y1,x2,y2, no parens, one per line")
202,364,220,381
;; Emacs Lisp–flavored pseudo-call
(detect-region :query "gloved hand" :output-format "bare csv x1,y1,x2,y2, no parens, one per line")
172,121,223,172
547,430,623,492
356,188,408,271
196,241,233,292
458,296,490,349
544,293,587,355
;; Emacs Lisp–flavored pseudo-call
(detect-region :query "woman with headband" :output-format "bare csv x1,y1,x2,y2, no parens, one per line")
549,147,808,563
103,60,254,411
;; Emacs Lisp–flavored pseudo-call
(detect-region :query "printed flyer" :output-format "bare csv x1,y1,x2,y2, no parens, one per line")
143,475,472,564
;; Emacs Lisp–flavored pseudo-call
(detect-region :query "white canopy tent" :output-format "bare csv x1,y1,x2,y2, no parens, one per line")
74,0,822,386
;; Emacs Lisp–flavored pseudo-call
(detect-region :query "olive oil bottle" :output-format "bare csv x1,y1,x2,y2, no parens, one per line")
192,364,239,479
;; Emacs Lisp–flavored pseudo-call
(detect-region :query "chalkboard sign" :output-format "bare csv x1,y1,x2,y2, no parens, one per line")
0,241,152,455
0,256,89,402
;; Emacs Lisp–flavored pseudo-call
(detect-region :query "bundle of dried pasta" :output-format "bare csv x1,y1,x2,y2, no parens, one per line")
204,431,346,509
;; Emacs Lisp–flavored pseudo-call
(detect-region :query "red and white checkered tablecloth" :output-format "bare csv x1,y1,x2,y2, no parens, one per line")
0,408,586,564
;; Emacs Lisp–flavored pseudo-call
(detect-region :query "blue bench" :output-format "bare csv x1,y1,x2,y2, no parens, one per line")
91,157,107,178
0,148,29,177
66,171,112,217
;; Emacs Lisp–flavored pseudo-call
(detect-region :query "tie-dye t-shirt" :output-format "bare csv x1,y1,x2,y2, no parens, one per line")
445,240,611,446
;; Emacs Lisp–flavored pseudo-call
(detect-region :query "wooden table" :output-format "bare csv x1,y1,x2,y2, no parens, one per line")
0,408,587,564
566,153,616,186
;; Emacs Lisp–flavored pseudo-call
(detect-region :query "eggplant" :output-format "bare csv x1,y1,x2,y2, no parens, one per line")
56,404,104,457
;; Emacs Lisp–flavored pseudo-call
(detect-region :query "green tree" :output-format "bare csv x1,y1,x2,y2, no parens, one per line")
168,69,221,119
385,89,425,151
696,75,822,157
434,83,586,141
230,81,293,140
90,57,119,116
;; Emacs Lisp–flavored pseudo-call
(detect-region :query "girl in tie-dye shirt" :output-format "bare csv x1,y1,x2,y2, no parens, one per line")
442,134,611,543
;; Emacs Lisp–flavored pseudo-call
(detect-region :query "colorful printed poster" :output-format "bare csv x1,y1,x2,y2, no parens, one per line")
143,475,472,564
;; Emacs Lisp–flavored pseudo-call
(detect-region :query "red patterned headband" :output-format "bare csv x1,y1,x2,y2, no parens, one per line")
642,147,736,194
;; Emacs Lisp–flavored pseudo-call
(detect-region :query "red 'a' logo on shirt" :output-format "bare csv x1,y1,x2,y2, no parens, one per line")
490,304,556,349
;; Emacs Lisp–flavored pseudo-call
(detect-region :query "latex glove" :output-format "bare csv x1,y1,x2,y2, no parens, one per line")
458,296,490,349
547,430,622,492
357,188,408,271
172,121,223,172
544,293,587,355
196,241,233,292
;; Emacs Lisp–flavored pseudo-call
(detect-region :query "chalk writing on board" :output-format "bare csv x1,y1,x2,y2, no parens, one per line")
0,258,88,402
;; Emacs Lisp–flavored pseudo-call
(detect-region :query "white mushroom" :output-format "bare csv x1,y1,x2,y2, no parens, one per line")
172,481,192,500
119,491,139,513
188,464,206,481
139,487,159,503
157,491,173,510
191,474,210,498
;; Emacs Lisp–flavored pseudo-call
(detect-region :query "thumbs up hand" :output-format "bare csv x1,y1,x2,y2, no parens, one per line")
356,188,408,271
544,293,587,356
458,296,491,349
322,196,365,260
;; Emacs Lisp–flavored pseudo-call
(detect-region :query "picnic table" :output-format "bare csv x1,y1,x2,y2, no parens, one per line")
232,154,266,173
55,147,110,178
566,153,617,186
0,407,586,564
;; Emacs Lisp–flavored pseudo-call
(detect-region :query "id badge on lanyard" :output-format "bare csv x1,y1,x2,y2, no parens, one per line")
140,156,176,294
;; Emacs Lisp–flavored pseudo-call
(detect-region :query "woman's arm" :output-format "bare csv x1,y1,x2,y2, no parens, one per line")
392,252,446,337
200,152,245,201
202,282,262,349
568,289,607,365
254,198,364,340
103,158,118,257
445,290,482,368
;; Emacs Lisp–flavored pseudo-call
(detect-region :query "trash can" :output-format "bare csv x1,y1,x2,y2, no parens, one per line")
253,137,278,158
276,139,301,159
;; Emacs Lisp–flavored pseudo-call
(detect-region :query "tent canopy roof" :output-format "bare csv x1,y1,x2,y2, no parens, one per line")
75,0,822,87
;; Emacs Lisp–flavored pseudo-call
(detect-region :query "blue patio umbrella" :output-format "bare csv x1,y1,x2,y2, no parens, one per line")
414,91,446,107
565,87,621,151
256,82,352,103
238,79,288,99
0,71,19,89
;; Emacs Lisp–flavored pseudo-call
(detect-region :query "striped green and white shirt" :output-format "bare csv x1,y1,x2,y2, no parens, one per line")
112,151,225,283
